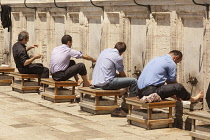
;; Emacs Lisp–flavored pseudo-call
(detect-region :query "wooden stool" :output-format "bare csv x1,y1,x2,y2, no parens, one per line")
0,67,15,86
78,87,125,114
41,78,77,103
9,72,40,93
126,97,176,130
188,110,210,140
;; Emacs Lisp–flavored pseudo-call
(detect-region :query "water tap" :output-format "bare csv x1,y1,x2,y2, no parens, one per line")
187,74,198,86
132,66,141,79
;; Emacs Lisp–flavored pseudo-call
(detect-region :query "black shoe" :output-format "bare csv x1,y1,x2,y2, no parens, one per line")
111,108,127,117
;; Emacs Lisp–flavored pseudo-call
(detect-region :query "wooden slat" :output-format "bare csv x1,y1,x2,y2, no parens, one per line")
126,97,176,109
0,79,12,83
41,78,77,86
189,131,210,140
78,87,125,94
9,72,40,79
127,115,147,124
0,67,15,73
127,115,174,125
42,92,76,99
79,102,119,111
11,84,40,90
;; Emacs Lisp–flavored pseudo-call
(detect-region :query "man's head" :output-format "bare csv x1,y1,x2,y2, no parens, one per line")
169,50,183,64
114,42,126,55
61,35,72,47
18,31,29,44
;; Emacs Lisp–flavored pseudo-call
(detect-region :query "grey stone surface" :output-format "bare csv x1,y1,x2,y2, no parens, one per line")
0,86,193,140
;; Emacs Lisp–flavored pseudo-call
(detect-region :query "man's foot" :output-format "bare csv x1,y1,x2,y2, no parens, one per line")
83,81,91,87
77,80,83,86
190,91,204,103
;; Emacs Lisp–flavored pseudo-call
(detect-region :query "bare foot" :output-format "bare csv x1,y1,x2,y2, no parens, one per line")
83,81,91,87
77,80,83,86
189,90,204,103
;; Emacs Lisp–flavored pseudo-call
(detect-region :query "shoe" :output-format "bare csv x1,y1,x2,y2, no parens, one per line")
111,108,127,117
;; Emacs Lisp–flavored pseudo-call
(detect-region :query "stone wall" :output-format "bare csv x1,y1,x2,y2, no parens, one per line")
1,0,210,109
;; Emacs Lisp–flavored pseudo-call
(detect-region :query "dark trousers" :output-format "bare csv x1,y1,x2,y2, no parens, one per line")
138,83,191,100
52,60,87,81
18,63,49,78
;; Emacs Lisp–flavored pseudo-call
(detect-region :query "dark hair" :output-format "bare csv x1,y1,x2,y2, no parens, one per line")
114,42,126,53
61,35,72,44
169,50,183,59
18,31,29,41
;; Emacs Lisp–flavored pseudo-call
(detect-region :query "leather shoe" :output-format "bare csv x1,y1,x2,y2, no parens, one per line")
111,108,127,117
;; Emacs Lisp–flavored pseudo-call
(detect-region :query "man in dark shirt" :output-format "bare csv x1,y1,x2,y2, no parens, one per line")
12,31,49,78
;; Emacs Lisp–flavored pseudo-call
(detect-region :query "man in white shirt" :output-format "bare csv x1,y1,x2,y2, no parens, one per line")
50,35,96,86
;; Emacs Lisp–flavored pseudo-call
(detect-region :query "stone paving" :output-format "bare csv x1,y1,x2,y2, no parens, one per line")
0,86,191,140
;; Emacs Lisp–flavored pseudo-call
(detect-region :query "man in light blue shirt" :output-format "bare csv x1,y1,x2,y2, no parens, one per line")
137,50,203,102
50,35,96,86
92,42,138,116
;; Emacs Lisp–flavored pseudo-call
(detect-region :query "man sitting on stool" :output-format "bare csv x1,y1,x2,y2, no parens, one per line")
92,42,138,117
12,31,49,79
50,35,96,87
137,50,203,102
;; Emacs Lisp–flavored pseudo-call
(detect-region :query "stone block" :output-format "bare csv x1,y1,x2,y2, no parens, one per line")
130,120,169,129
197,124,210,133
83,96,115,106
0,74,10,79
80,106,113,114
0,74,12,86
190,102,203,110
14,80,39,86
131,109,169,120
45,87,73,95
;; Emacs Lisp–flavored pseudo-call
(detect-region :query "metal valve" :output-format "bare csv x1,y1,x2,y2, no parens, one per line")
187,74,198,86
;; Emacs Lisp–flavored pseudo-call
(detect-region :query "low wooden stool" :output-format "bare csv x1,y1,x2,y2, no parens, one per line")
188,110,210,140
78,87,125,114
41,78,77,103
126,97,176,130
9,72,40,93
0,67,15,86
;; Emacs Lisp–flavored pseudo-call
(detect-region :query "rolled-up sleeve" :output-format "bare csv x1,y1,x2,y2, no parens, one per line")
168,63,177,82
70,49,83,59
19,50,29,65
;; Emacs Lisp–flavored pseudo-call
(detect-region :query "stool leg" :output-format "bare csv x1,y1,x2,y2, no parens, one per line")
80,92,84,102
127,104,132,124
38,78,40,86
114,95,117,105
191,119,196,140
147,109,152,130
95,96,99,106
168,107,173,128
21,78,24,93
72,86,75,103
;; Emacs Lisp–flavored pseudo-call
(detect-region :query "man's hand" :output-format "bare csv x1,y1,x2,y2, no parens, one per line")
26,44,39,51
34,54,42,59
31,44,38,49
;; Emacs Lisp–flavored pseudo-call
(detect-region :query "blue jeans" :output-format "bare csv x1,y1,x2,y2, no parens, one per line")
100,77,138,96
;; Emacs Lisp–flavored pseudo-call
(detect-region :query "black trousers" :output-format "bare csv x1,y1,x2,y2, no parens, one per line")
18,63,49,78
138,83,191,100
52,60,87,81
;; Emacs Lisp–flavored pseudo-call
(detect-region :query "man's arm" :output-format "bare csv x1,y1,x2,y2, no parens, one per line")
24,54,42,66
166,79,177,84
26,45,38,51
118,71,126,77
82,54,96,63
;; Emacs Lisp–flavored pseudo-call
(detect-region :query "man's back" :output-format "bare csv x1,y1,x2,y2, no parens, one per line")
92,48,124,86
12,42,30,69
137,54,177,89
